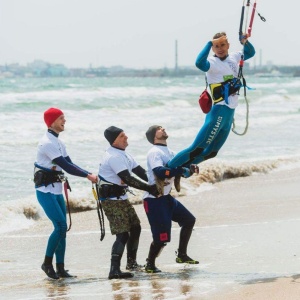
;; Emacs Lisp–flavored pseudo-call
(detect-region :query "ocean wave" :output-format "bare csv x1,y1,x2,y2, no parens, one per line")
0,85,200,113
67,197,97,212
0,198,40,234
0,196,97,234
1,157,299,234
193,157,298,185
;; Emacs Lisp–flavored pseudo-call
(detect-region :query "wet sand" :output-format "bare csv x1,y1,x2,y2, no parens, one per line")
1,166,300,300
211,276,300,300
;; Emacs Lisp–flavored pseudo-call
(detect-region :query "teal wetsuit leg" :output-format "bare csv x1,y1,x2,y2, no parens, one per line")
191,114,233,165
36,191,67,263
167,105,234,168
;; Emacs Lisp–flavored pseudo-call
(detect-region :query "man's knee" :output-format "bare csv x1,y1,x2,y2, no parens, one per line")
204,151,218,160
183,216,196,228
190,147,204,160
130,224,141,237
116,232,130,245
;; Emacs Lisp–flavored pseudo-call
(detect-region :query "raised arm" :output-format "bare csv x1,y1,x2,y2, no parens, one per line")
243,40,255,60
195,41,212,72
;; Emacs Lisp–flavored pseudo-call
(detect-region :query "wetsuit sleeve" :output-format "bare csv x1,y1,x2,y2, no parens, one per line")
65,156,91,174
153,166,183,179
195,41,212,72
132,165,148,182
117,169,152,192
53,156,89,177
243,41,255,60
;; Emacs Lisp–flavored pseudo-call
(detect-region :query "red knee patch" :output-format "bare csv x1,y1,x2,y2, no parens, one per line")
160,233,168,241
143,201,149,213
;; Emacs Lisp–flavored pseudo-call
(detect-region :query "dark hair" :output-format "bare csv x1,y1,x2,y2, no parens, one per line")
213,32,227,39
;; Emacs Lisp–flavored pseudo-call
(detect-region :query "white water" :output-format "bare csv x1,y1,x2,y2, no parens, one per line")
0,76,300,233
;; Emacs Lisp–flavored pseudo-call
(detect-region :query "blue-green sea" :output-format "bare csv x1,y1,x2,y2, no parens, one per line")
1,75,300,233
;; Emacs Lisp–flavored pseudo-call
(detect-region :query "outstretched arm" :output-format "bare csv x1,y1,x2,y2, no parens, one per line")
53,156,89,177
117,169,159,196
153,166,183,179
153,164,198,179
53,156,98,182
132,165,148,182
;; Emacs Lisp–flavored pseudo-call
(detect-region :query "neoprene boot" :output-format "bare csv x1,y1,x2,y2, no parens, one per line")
126,225,142,271
144,242,165,273
56,263,76,278
175,251,199,264
108,254,134,280
41,256,59,280
176,223,199,264
145,259,161,273
126,257,142,271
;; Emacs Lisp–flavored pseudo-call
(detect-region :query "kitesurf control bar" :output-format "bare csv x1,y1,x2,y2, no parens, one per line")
247,1,256,37
240,0,266,39
234,0,266,136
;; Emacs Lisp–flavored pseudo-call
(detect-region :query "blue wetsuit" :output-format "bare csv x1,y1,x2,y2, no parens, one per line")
168,41,255,168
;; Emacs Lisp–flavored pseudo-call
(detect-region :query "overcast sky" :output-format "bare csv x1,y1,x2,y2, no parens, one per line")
0,0,297,69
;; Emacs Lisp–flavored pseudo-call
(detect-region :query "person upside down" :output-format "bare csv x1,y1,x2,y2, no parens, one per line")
167,32,255,169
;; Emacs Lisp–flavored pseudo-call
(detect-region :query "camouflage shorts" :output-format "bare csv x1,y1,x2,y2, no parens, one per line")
101,200,140,235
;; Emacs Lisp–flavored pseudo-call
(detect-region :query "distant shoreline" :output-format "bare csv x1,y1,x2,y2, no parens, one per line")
1,60,300,78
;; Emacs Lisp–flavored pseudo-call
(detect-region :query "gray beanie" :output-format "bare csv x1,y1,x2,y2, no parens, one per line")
104,126,123,145
145,125,161,144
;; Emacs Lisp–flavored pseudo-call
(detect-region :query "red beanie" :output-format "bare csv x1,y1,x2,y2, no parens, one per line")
44,107,64,127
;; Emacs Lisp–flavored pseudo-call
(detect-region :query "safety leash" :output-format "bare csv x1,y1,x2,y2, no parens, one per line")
92,183,105,241
64,179,72,231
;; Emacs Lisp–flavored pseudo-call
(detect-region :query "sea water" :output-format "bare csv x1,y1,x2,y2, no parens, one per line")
0,75,300,233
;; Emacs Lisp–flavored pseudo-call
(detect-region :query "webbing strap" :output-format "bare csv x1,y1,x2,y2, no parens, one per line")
64,180,72,231
232,64,249,136
92,183,105,241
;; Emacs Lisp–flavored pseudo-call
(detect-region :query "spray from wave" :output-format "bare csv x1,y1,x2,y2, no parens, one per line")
196,159,280,184
1,157,299,234
184,157,300,194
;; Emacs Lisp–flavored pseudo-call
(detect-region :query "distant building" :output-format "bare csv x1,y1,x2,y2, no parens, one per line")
27,60,69,77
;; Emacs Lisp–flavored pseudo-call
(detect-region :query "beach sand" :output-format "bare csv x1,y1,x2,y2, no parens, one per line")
1,165,300,300
211,276,300,300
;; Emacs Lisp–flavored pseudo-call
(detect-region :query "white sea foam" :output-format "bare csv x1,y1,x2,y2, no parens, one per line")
1,76,300,233
0,197,40,234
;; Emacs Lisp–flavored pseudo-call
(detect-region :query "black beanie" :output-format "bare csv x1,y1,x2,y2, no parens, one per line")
104,126,123,145
145,125,161,144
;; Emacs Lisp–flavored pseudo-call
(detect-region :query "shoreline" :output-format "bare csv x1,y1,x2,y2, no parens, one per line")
203,166,300,299
1,166,300,299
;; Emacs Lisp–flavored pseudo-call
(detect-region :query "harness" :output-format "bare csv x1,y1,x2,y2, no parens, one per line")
97,176,128,200
209,77,242,104
33,163,66,187
34,163,72,231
